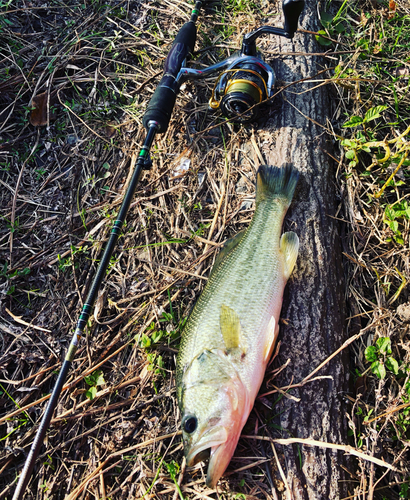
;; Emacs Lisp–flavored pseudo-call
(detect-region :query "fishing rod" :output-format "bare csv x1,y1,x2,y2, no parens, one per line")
11,4,204,498
12,0,304,497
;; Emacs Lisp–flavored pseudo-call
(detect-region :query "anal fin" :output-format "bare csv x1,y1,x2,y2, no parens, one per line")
280,231,299,280
263,316,279,363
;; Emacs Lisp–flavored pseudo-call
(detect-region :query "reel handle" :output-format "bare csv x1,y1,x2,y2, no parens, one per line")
142,21,197,132
241,0,304,55
283,0,305,38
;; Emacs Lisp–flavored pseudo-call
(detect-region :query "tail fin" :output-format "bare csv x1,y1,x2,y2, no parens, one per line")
256,164,299,205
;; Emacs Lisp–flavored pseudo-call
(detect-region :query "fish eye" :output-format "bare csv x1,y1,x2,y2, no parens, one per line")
183,416,198,434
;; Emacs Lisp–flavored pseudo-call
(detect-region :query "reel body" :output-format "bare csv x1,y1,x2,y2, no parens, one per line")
209,54,275,122
177,52,275,123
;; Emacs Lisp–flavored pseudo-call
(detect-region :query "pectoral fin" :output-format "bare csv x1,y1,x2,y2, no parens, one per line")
263,315,279,362
280,231,299,280
220,304,242,351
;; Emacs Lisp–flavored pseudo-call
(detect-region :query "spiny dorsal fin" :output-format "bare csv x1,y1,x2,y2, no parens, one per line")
220,304,242,350
280,231,299,280
210,230,245,278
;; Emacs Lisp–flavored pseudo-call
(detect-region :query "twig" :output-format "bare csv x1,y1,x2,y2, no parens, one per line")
5,308,51,333
241,436,398,472
10,129,40,265
271,443,291,500
364,400,410,425
300,317,388,386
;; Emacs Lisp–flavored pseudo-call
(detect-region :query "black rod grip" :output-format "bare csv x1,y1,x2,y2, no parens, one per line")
283,0,304,38
143,22,197,132
142,86,177,133
173,20,197,52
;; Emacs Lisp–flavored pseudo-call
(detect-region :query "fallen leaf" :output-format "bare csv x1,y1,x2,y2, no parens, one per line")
29,91,57,127
388,0,396,19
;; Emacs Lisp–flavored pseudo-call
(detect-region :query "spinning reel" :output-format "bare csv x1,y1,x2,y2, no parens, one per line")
207,0,305,122
143,0,305,128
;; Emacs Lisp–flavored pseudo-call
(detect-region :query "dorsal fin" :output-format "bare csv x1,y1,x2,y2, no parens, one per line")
280,231,299,280
220,304,242,350
210,230,245,278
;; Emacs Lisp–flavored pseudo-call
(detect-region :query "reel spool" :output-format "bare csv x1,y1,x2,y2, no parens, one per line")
209,59,273,123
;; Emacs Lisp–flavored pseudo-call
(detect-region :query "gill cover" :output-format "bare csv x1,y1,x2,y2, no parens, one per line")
179,348,249,488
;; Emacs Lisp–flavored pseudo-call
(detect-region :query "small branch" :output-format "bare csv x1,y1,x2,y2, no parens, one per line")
241,436,398,472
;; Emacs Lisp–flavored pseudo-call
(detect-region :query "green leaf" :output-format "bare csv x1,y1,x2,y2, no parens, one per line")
140,334,151,348
365,346,378,362
151,330,163,344
315,30,333,47
320,12,334,28
384,205,395,221
363,409,374,423
385,357,399,375
371,360,386,380
165,460,179,480
345,150,356,160
86,386,97,400
343,116,363,128
363,105,387,123
386,219,399,233
84,374,95,386
84,369,105,387
376,337,392,354
94,370,105,386
334,22,345,34
341,139,356,148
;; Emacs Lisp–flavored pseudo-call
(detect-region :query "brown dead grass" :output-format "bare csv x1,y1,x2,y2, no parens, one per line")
328,1,410,498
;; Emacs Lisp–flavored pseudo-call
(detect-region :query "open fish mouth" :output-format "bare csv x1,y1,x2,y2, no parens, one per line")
185,426,228,467
185,425,240,489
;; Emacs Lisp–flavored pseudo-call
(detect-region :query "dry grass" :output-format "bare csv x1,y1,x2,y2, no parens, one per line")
327,1,410,498
0,0,409,499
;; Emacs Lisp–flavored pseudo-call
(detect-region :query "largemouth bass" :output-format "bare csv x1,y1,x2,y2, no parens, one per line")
176,164,299,488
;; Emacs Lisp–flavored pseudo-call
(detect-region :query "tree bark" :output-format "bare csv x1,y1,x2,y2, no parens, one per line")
257,1,349,498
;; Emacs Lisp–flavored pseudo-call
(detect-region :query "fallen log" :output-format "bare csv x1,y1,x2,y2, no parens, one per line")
259,1,349,498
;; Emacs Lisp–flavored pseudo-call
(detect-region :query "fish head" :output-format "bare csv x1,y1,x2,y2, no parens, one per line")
179,349,249,489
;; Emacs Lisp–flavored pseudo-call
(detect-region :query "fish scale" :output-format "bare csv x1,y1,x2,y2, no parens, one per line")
178,199,284,384
176,164,299,488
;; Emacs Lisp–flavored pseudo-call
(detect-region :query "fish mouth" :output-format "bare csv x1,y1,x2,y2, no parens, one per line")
186,426,228,468
206,442,233,489
185,425,240,489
